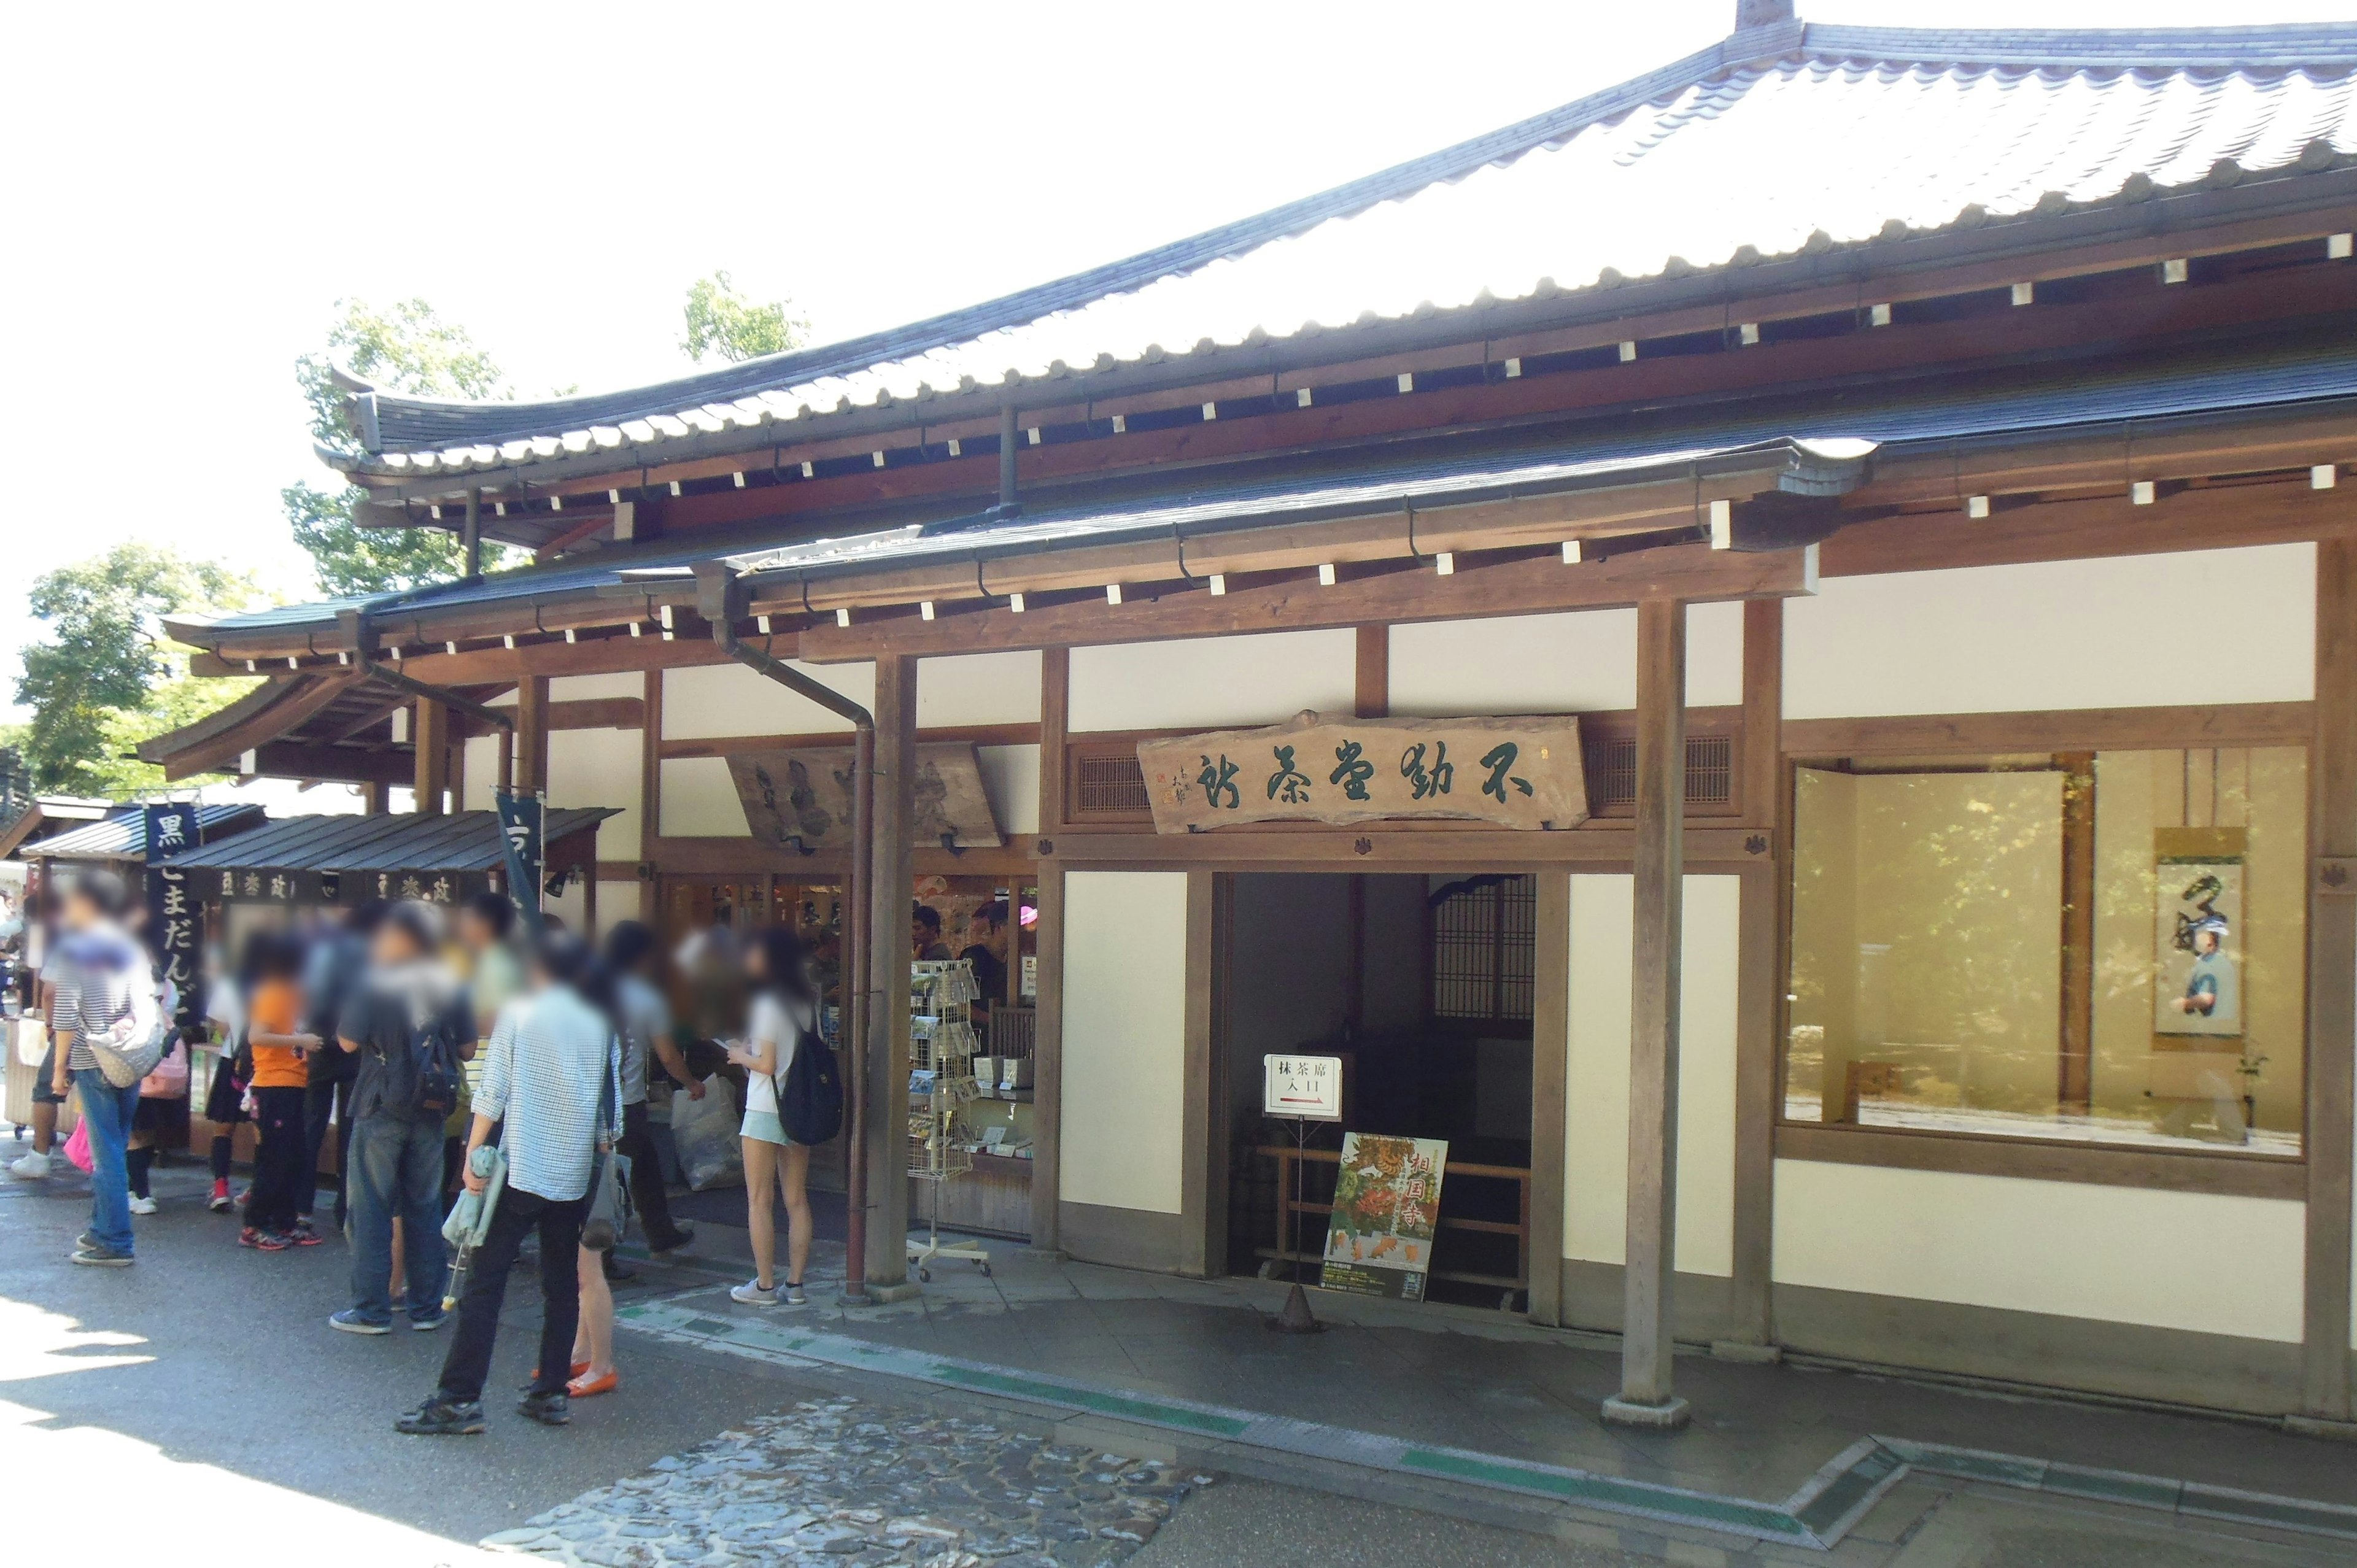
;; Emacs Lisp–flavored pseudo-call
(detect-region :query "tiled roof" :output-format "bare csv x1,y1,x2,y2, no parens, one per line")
166,808,617,877
341,22,2357,485
20,803,268,863
183,325,2357,649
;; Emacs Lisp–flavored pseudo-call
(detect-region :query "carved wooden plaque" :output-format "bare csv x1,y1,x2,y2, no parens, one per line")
1138,711,1586,833
727,743,1003,851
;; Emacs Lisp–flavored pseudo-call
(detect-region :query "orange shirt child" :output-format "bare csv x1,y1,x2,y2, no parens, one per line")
247,978,313,1089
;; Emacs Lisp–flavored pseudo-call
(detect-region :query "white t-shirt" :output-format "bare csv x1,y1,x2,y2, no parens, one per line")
741,993,805,1117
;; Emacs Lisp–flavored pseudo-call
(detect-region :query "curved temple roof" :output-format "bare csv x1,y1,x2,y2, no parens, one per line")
338,21,2357,489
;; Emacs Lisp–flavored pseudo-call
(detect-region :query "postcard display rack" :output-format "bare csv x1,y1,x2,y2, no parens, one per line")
907,959,991,1280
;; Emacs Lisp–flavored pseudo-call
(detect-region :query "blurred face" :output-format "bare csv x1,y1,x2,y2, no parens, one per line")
458,909,494,951
60,889,101,930
746,943,769,982
370,924,424,967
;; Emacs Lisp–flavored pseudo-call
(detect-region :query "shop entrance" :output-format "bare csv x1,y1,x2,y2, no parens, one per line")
1220,871,1538,1309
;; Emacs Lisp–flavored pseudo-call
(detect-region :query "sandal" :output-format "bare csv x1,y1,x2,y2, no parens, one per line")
566,1368,619,1399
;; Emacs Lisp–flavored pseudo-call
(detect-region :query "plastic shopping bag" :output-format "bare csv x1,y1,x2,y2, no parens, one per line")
63,1115,95,1174
671,1073,743,1191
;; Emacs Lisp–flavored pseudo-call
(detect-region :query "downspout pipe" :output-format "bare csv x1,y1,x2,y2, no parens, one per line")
692,560,876,1307
342,608,518,792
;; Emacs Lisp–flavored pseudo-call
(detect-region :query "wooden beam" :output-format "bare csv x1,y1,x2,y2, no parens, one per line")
2305,536,2357,1420
1776,1124,2305,1200
453,697,644,738
1608,596,1689,1429
1784,701,2314,757
658,721,1039,761
248,742,412,787
412,698,448,816
862,654,919,1291
1355,625,1389,719
1039,647,1070,839
516,675,550,794
1043,825,1768,870
1029,644,1070,1253
1180,868,1217,1278
798,543,1816,664
2057,754,2097,1114
192,632,740,683
150,671,368,781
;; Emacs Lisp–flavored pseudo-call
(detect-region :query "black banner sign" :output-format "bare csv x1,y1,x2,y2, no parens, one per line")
144,803,202,1033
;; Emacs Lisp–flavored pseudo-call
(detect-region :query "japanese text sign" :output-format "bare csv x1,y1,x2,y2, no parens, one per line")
143,803,202,1032
1139,711,1587,833
1263,1054,1343,1121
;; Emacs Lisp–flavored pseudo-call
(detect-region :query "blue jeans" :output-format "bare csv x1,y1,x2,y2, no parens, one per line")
73,1069,142,1256
347,1115,449,1323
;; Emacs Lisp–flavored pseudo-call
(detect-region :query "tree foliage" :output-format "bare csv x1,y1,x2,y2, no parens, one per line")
681,271,807,363
286,298,521,597
13,545,260,796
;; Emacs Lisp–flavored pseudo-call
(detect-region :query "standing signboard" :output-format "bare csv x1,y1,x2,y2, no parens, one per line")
1319,1132,1449,1302
142,803,202,1034
494,790,545,937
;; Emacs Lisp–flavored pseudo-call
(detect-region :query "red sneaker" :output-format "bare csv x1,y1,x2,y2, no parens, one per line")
288,1221,325,1248
252,1231,292,1253
208,1180,232,1214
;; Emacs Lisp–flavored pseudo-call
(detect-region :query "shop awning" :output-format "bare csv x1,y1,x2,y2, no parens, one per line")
166,808,617,906
20,803,268,865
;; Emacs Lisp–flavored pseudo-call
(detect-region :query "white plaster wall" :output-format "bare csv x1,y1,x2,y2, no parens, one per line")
1773,1161,2305,1342
1059,871,1189,1215
1560,873,1740,1276
594,881,641,935
460,735,499,812
546,728,641,860
663,661,876,740
978,744,1041,836
1069,630,1356,732
1786,546,2315,720
918,651,1043,728
659,757,749,836
1391,601,1744,717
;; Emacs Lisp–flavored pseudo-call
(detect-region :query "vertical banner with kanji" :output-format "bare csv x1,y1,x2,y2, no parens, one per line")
494,790,545,937
143,803,202,1033
1319,1132,1449,1301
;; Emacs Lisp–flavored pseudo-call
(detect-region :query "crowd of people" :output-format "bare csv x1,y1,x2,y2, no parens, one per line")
7,871,834,1439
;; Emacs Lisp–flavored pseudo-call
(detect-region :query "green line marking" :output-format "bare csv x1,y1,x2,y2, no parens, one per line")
2043,1464,2182,1511
1790,1445,1902,1535
2182,1486,2357,1538
933,1365,1255,1437
682,1316,737,1335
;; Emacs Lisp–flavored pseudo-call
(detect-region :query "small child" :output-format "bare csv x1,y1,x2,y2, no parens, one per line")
241,933,322,1250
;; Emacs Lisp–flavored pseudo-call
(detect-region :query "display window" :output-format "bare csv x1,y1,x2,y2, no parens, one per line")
1784,744,2307,1156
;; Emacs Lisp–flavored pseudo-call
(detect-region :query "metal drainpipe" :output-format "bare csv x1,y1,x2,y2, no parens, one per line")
341,608,519,789
691,562,876,1305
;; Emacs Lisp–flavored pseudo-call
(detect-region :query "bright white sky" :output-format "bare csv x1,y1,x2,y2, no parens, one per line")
4,0,2353,722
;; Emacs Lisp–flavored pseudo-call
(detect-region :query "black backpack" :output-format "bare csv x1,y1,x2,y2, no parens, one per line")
778,1022,843,1146
409,996,468,1121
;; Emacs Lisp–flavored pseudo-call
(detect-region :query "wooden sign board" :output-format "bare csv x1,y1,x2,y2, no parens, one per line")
1139,711,1587,833
727,743,1004,851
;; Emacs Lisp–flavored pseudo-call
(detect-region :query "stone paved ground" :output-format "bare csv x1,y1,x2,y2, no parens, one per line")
483,1396,1209,1568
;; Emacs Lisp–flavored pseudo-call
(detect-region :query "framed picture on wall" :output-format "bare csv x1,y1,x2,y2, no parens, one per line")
2154,828,2246,1040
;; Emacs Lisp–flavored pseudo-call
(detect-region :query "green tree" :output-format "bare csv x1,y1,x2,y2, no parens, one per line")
681,270,806,363
14,545,260,795
285,298,519,597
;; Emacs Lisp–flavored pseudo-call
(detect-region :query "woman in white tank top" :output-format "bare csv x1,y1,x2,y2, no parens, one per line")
726,927,818,1307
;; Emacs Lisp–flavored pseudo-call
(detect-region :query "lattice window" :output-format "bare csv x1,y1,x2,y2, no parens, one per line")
1431,875,1536,1022
1070,750,1151,818
1581,732,1737,816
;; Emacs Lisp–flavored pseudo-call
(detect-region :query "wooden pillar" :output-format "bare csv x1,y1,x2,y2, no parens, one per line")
1528,872,1571,1328
1354,624,1389,718
412,698,448,816
640,668,663,922
362,781,390,816
2304,539,2357,1421
1727,598,1782,1353
1028,646,1070,1254
1180,869,1218,1277
1606,596,1690,1430
517,674,551,795
863,654,919,1292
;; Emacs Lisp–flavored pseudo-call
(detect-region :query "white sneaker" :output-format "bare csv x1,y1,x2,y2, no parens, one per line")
7,1151,51,1180
128,1195,158,1215
729,1280,779,1307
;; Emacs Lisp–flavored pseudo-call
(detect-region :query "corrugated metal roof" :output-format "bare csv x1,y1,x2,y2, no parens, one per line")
167,809,617,876
188,325,2357,644
21,804,268,863
346,23,2357,480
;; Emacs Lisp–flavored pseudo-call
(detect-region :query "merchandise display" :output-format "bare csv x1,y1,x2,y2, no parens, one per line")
907,959,990,1280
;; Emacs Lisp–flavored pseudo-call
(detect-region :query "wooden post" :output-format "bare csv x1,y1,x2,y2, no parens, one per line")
362,781,389,816
1028,646,1070,1256
1727,598,1782,1354
640,668,662,921
1528,873,1571,1328
412,698,447,816
864,654,919,1293
2304,539,2357,1421
517,674,551,795
1605,596,1691,1431
1180,868,1217,1277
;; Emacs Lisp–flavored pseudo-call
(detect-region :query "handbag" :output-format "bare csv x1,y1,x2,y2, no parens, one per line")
63,1115,95,1174
141,1037,190,1099
579,1033,633,1252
